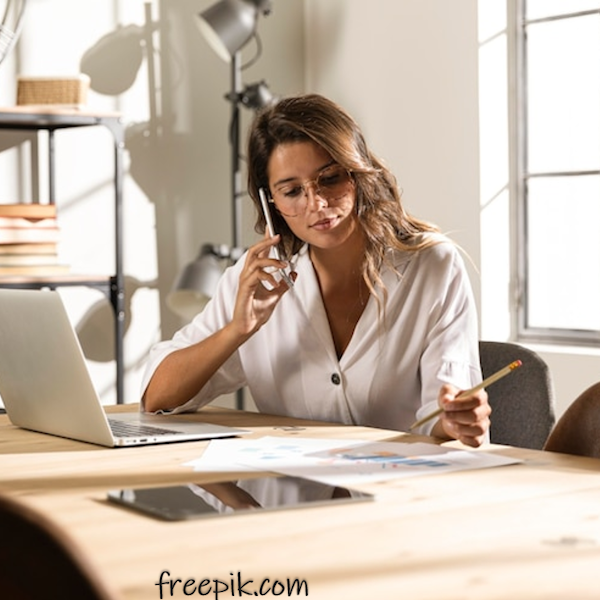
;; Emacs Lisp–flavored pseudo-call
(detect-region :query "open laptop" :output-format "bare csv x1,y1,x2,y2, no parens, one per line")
0,289,248,447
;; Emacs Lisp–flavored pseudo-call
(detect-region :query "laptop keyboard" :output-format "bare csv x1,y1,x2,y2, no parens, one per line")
108,418,182,438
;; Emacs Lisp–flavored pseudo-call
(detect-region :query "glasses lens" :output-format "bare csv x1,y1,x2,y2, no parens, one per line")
316,166,352,200
272,166,352,215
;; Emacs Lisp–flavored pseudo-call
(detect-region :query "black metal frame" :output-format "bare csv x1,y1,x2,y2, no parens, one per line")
0,109,125,403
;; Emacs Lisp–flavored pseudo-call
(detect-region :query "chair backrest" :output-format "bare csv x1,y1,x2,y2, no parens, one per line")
479,341,556,450
543,381,600,458
0,494,118,600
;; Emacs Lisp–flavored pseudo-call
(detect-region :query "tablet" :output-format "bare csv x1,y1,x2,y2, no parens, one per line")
107,475,374,521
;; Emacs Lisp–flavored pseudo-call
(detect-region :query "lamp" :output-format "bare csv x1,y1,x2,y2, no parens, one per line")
169,2,275,320
239,79,276,110
0,0,27,67
167,244,244,321
196,0,272,62
170,0,274,315
168,1,275,410
196,0,274,252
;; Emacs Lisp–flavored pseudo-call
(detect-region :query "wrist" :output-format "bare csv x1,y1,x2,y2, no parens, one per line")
222,320,254,347
430,418,452,441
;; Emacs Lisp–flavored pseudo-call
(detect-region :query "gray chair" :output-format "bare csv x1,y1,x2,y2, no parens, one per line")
479,341,556,450
0,494,118,600
543,381,600,458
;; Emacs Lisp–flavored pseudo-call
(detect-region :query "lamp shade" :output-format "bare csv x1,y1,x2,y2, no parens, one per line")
240,80,276,110
166,246,224,321
196,0,265,61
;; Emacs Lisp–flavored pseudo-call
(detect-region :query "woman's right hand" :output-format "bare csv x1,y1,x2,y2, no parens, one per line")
230,235,295,338
142,235,294,414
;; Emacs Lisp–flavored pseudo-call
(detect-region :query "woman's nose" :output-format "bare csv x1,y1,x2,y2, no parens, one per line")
304,182,327,210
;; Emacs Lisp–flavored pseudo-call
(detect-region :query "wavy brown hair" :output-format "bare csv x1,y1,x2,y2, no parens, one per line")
246,93,440,299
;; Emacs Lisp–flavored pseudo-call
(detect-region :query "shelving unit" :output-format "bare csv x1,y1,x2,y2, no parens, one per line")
0,106,125,404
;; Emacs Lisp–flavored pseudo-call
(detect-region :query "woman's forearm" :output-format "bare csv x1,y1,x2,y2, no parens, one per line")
142,323,250,413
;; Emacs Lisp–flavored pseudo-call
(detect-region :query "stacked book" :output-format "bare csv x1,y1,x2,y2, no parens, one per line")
0,203,69,276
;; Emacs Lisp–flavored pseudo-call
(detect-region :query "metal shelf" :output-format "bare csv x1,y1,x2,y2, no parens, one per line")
0,107,125,404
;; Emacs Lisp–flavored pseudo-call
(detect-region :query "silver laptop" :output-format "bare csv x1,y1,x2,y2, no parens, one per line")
0,289,248,447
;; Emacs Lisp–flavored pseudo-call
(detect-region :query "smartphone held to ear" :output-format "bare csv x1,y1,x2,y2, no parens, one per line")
259,188,294,289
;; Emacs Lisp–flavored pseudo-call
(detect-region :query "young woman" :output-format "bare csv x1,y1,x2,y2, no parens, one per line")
142,94,490,447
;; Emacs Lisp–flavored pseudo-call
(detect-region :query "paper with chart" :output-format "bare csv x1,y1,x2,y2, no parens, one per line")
183,437,355,473
185,436,521,486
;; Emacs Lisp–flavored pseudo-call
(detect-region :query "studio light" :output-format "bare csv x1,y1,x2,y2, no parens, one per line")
169,0,275,325
195,0,274,253
170,1,275,410
167,244,243,321
239,80,276,110
196,0,272,62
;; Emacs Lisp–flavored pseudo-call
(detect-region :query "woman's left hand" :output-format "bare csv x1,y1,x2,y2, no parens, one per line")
432,384,491,447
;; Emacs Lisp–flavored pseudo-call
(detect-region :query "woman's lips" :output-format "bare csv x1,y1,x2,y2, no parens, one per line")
310,216,337,230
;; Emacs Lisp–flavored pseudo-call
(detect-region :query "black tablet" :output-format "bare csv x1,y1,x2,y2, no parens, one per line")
107,475,374,521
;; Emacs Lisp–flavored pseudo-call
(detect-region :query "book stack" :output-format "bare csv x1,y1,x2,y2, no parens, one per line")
0,204,69,276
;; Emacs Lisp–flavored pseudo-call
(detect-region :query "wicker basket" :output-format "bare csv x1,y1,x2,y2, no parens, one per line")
16,75,91,107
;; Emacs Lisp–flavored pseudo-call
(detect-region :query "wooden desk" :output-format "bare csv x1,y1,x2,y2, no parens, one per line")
2,405,600,599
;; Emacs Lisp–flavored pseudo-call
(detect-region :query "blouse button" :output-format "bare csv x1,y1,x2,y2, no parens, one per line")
331,373,341,385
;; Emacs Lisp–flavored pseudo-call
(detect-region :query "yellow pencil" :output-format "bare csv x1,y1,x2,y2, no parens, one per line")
408,359,523,431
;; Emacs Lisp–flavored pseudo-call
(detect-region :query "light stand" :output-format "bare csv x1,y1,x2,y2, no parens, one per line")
180,0,275,410
230,51,244,254
167,73,276,325
227,71,276,252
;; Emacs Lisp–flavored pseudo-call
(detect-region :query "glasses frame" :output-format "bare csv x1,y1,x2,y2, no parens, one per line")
268,165,354,216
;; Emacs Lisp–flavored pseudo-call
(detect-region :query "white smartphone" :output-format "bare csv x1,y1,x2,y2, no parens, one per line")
258,187,294,288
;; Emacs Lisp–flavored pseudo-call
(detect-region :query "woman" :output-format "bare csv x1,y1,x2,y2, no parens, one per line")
142,94,490,447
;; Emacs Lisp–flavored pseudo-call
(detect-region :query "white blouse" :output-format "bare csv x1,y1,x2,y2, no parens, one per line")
141,237,482,436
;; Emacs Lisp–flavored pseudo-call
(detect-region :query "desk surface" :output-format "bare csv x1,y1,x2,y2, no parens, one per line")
2,405,600,600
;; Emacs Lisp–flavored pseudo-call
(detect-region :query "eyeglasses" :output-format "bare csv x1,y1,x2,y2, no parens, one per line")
269,165,354,216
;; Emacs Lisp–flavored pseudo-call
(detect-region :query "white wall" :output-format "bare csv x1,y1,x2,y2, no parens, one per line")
305,0,482,302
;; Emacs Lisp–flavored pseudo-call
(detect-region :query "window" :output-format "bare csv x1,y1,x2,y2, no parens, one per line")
516,0,600,345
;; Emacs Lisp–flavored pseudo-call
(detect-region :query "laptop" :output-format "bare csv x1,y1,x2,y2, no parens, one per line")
0,289,249,447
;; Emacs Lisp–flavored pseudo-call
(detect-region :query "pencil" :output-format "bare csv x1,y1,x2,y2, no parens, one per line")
408,359,523,431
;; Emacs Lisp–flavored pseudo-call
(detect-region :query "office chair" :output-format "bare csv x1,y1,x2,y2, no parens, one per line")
0,494,118,599
479,341,556,450
543,381,600,458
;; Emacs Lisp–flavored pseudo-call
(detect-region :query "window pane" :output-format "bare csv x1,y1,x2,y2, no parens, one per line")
526,1,600,21
526,15,600,173
526,176,600,330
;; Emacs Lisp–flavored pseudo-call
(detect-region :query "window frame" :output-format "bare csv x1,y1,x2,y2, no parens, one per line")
514,0,600,346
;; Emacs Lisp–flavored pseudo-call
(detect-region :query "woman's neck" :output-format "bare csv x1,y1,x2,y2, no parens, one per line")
308,230,370,359
309,232,366,286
